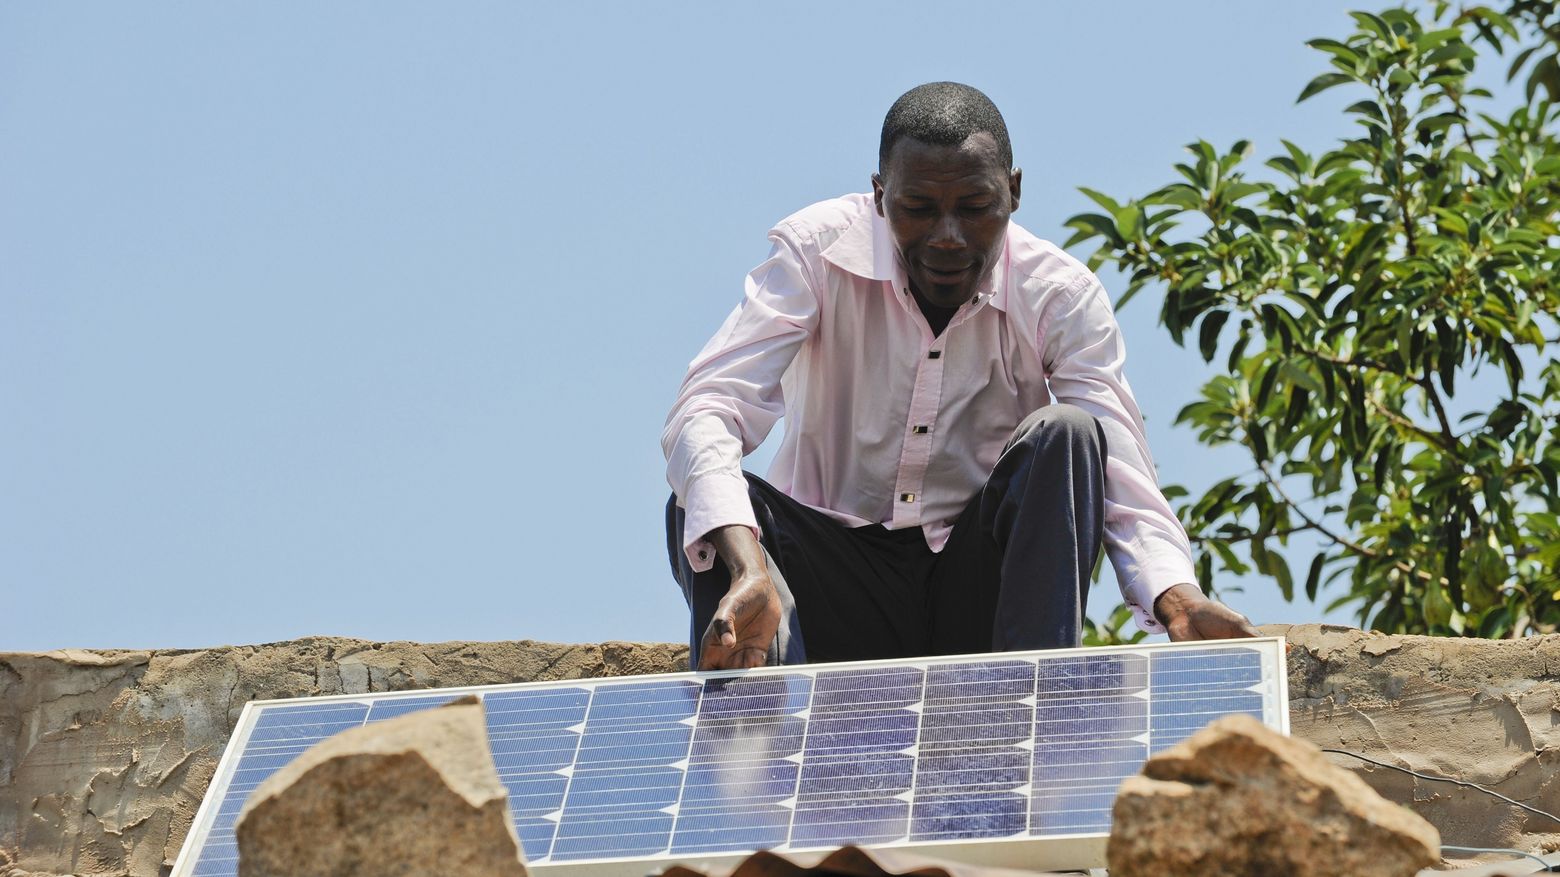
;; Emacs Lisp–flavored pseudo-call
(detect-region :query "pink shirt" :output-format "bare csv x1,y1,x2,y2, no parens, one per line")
662,193,1195,633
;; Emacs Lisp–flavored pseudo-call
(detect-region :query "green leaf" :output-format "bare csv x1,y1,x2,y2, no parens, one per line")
1424,578,1454,627
1226,322,1252,373
1077,187,1122,213
1305,553,1326,602
1198,310,1231,363
1414,27,1462,54
1345,99,1386,121
1476,606,1513,638
1273,556,1294,603
1348,11,1394,39
1113,205,1142,240
1280,361,1323,394
1063,212,1121,249
1298,72,1355,103
1307,37,1359,61
1507,44,1541,83
1209,539,1251,576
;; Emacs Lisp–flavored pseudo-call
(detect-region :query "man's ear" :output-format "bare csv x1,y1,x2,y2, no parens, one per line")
872,172,886,217
1008,167,1022,213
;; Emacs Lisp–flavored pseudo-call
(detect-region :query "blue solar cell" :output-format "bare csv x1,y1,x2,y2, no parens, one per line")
910,660,1033,842
1030,654,1147,837
550,680,700,861
1149,648,1264,751
670,674,811,855
486,687,592,860
791,667,921,848
366,694,468,722
672,809,794,854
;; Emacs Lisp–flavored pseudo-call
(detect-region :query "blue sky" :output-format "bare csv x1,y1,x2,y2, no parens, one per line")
0,2,1498,651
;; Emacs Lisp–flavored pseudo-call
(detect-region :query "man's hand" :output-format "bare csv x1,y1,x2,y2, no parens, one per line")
1154,583,1259,642
698,525,782,670
699,572,781,670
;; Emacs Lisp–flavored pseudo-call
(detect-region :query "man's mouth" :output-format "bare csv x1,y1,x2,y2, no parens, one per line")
922,263,973,283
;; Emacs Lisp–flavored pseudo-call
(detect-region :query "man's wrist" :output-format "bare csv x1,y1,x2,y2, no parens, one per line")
708,524,767,580
1153,582,1206,627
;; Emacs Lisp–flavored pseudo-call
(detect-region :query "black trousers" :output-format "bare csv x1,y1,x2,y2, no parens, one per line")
665,404,1108,666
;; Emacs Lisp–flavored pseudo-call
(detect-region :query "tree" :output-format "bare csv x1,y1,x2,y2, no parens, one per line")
1071,2,1560,639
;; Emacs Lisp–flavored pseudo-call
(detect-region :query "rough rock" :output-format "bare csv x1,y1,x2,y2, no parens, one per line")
234,695,524,877
0,638,685,877
1108,713,1441,877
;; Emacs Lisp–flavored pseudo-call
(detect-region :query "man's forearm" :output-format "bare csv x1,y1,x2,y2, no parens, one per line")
708,525,767,581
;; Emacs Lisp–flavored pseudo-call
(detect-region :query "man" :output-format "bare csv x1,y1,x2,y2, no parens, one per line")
664,82,1256,671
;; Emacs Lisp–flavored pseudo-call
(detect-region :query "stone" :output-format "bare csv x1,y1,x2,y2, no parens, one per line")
1107,713,1441,877
233,695,525,877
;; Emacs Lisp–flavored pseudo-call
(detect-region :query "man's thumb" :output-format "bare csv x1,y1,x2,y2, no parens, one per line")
712,610,736,647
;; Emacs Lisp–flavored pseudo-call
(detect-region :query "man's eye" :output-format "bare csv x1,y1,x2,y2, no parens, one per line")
961,202,994,213
901,204,933,214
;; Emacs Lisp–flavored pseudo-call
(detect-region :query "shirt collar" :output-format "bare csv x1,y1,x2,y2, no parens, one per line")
820,195,1010,313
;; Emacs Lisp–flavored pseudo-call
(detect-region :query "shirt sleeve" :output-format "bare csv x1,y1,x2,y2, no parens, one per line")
1040,274,1197,633
661,229,820,572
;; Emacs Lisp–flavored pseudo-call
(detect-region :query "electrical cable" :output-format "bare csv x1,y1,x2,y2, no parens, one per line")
1321,747,1560,827
1439,845,1556,871
1322,748,1560,871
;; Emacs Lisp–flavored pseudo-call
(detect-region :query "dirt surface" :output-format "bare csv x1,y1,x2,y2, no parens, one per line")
3,627,1557,875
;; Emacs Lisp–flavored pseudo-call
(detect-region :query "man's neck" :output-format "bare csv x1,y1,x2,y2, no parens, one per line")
910,287,960,337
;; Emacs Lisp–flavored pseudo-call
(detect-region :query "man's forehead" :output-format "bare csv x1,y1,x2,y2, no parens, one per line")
881,132,1009,183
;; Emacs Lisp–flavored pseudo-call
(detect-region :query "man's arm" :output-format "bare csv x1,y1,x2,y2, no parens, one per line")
1042,274,1255,641
663,229,821,667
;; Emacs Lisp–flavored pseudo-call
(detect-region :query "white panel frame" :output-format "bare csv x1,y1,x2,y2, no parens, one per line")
171,636,1288,877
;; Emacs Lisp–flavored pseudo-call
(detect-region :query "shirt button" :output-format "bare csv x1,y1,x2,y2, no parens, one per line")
698,550,708,561
928,350,942,360
900,493,916,503
912,425,930,434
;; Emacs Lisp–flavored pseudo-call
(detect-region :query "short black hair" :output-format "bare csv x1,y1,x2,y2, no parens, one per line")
878,82,1013,173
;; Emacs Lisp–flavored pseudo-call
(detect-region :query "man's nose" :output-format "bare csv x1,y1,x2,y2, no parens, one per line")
929,212,965,248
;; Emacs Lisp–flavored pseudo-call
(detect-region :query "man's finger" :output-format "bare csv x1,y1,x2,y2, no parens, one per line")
697,633,724,670
698,614,734,670
711,610,736,647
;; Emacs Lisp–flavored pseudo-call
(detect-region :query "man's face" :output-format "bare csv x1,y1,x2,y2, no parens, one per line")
872,132,1021,310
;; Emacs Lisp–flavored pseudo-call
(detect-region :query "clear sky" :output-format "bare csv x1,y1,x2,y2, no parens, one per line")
2,2,1494,651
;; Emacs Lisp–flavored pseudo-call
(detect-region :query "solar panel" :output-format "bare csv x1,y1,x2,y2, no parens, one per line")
171,638,1288,876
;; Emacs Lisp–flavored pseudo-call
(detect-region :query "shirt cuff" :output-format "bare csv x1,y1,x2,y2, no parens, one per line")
682,471,760,573
1119,552,1197,634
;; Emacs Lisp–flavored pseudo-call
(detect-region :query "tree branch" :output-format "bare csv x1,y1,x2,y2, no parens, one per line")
1298,348,1459,447
1366,394,1458,452
1256,462,1449,588
1189,524,1319,546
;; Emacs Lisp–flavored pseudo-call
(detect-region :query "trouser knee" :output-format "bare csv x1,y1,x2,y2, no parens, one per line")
1003,403,1106,461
